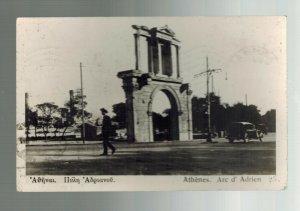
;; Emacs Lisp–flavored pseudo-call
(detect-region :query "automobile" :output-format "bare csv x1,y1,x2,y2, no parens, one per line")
256,123,268,135
226,122,263,143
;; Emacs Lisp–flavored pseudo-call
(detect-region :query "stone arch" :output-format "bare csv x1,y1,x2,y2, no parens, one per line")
148,85,181,141
117,25,193,143
148,85,182,113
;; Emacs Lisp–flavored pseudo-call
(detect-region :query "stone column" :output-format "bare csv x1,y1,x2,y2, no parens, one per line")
148,39,154,75
186,87,193,140
176,46,181,78
125,92,135,143
122,77,139,142
157,43,163,75
147,110,154,142
134,31,140,70
171,45,178,78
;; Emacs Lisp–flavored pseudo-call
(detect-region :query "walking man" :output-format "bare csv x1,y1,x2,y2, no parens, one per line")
99,108,116,156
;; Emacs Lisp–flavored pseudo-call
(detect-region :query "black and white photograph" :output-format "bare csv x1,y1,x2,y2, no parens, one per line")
16,17,287,191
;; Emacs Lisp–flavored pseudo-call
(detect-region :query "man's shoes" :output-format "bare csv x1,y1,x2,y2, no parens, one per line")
100,153,108,156
112,148,116,155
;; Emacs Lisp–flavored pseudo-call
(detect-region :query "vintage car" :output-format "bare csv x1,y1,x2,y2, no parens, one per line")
256,123,268,135
226,122,263,143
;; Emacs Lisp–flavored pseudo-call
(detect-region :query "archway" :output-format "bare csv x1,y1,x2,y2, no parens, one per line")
117,25,193,142
149,87,180,141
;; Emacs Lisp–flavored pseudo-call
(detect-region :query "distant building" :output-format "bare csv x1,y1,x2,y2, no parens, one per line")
16,123,26,143
78,121,101,140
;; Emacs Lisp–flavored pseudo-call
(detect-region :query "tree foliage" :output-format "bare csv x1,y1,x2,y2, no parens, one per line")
35,102,59,138
111,102,126,129
262,109,276,132
64,92,92,125
27,109,39,138
192,93,263,134
61,91,92,139
26,90,93,140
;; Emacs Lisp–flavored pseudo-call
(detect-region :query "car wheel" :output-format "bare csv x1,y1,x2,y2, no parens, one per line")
257,131,263,142
258,134,263,142
243,133,249,143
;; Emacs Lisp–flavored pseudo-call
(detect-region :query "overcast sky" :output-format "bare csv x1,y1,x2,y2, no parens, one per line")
17,17,286,121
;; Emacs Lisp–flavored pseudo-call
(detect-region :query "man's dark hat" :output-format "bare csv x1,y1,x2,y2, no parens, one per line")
100,108,108,113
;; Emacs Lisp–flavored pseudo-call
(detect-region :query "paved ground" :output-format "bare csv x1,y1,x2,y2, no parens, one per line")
26,133,276,175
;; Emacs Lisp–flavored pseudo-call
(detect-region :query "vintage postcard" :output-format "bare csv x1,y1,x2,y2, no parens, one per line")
16,17,287,191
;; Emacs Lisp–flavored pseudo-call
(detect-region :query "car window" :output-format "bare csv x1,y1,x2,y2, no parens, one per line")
245,124,254,129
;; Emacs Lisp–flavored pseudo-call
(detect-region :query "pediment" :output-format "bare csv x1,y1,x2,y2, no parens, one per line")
157,25,175,36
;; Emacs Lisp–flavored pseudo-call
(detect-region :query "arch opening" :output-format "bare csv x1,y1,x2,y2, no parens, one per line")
151,89,179,141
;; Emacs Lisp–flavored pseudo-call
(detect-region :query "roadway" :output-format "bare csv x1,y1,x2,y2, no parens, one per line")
26,133,276,175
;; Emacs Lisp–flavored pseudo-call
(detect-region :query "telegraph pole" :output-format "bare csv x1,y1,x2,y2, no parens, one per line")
211,75,214,93
80,62,85,143
194,56,222,142
206,57,211,142
25,92,29,140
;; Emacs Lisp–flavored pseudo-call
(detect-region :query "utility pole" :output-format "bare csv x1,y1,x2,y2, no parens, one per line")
211,75,214,93
80,62,85,143
25,92,29,140
206,57,211,142
194,56,222,142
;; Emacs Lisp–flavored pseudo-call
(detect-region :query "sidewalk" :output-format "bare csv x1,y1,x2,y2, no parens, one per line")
26,140,101,146
25,139,212,147
25,134,274,147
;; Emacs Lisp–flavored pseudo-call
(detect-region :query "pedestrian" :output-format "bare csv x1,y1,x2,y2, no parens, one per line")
98,108,116,156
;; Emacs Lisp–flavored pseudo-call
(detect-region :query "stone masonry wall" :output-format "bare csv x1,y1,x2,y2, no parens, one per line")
125,79,192,142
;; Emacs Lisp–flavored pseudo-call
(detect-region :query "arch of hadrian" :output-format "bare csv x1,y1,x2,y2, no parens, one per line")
117,25,193,142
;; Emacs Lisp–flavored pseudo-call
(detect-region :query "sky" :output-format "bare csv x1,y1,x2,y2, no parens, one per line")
16,17,286,122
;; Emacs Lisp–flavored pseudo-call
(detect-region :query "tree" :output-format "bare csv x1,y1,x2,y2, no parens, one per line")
52,108,71,138
25,108,39,139
209,93,226,133
192,93,226,133
65,91,92,123
262,109,276,132
226,103,261,125
27,109,39,138
192,96,207,132
57,107,73,139
63,90,92,139
52,116,63,138
192,93,262,135
111,102,126,129
35,102,59,138
246,105,262,125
